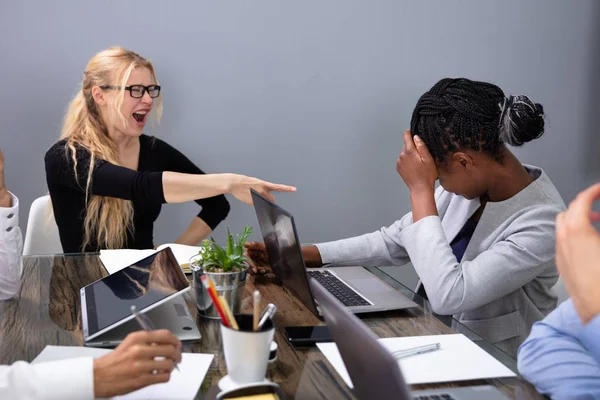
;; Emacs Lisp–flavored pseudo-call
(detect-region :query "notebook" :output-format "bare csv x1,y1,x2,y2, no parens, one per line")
100,243,202,275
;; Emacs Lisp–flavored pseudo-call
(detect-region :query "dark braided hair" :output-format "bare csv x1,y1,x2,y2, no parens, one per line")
410,78,545,163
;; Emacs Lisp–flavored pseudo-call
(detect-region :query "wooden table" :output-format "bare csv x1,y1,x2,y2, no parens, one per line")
0,254,545,399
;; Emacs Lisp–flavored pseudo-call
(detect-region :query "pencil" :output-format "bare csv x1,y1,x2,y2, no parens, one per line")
219,295,239,330
200,276,229,327
253,290,261,331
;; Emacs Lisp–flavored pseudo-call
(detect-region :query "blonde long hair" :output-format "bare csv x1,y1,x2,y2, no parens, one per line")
60,47,163,250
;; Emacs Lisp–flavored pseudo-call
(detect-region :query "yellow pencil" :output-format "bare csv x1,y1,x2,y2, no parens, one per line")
219,296,239,330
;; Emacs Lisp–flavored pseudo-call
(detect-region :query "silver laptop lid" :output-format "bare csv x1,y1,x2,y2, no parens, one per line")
81,246,190,341
309,278,411,400
251,189,319,315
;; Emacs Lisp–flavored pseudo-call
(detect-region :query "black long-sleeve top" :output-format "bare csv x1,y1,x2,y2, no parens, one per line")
44,135,230,253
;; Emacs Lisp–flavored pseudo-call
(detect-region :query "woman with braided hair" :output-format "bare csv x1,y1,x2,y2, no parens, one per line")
246,78,566,357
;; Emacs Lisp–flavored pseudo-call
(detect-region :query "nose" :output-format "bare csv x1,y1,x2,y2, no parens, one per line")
141,90,154,105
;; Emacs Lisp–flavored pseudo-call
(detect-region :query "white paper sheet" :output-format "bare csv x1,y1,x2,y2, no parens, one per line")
100,244,201,275
32,345,214,399
317,334,516,386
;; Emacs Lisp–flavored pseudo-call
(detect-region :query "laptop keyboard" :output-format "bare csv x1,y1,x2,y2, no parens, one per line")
413,394,455,400
308,271,370,307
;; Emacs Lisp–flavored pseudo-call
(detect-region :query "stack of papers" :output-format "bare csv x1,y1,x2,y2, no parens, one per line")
317,334,516,386
33,345,214,399
100,244,202,275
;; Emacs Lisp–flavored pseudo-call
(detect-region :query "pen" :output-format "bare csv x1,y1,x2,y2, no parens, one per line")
392,343,440,360
130,305,180,371
257,303,277,331
253,291,261,331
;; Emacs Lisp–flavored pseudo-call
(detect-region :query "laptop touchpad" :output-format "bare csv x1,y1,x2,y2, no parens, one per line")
347,278,393,293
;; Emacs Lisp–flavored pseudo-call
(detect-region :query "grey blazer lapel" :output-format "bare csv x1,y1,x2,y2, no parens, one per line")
440,195,481,243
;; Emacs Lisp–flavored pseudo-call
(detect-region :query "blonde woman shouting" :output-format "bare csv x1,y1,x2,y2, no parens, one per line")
45,47,294,253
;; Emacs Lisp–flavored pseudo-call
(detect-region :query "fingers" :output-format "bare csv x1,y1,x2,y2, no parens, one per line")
265,183,297,193
126,343,180,366
143,344,182,363
128,329,181,348
402,130,415,153
568,183,600,224
413,135,433,162
245,256,259,273
245,241,266,250
137,358,178,374
244,242,268,273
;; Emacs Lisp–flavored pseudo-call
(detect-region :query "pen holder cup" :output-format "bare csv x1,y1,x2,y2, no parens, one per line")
191,257,248,319
220,314,275,386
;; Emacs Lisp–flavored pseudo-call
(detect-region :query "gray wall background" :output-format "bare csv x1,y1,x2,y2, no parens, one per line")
1,1,599,288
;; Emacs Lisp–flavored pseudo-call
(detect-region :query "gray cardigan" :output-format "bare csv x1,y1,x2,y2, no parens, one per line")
316,165,565,357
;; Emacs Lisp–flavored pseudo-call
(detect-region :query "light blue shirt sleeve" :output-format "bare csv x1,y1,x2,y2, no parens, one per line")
517,299,600,399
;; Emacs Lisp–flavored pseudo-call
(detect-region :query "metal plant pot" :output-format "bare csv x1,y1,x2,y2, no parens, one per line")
190,255,248,319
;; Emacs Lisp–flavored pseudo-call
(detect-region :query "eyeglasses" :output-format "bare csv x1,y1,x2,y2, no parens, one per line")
100,84,161,99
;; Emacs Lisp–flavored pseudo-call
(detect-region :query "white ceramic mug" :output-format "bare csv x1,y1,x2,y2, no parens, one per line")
220,314,275,386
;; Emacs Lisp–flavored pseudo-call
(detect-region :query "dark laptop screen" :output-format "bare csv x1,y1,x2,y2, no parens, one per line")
309,279,411,400
84,247,189,337
251,190,318,314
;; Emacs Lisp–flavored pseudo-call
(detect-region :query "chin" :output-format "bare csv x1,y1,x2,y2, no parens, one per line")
125,129,144,137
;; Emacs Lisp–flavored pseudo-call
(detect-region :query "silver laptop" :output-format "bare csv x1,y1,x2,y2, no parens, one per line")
251,189,417,315
309,278,509,400
81,247,201,347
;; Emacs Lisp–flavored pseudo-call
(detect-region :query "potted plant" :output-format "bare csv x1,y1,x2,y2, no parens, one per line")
190,226,252,319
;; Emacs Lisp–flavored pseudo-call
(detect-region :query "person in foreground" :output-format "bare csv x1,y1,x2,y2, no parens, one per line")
0,148,182,399
45,47,295,253
517,183,600,399
247,78,565,357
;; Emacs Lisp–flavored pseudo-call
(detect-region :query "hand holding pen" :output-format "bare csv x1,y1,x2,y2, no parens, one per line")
131,305,181,371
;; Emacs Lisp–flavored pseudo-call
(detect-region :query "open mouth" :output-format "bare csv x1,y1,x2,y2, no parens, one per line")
132,110,148,123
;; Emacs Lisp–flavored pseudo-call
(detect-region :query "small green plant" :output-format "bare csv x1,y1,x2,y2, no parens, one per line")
195,226,253,273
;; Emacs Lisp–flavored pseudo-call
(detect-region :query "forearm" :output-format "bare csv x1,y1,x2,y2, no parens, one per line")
410,187,437,222
314,218,412,268
175,217,212,246
302,245,323,267
162,172,234,203
517,301,600,398
0,358,93,400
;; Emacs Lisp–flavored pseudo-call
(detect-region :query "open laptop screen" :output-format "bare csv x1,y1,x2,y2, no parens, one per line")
82,247,189,340
309,279,411,400
251,190,318,315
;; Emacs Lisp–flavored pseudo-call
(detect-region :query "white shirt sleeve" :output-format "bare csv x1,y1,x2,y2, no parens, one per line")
0,193,95,399
0,357,94,400
0,191,23,300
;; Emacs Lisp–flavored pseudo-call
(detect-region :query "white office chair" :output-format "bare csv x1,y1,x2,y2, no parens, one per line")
552,276,569,305
23,195,63,255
